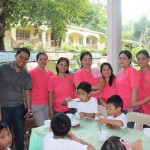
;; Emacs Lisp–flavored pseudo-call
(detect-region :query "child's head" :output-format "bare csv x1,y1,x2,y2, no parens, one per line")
101,136,127,150
0,123,12,150
51,113,71,137
106,95,123,116
77,82,92,102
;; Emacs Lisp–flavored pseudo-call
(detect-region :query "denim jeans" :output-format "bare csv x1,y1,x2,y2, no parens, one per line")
1,104,25,150
122,108,139,129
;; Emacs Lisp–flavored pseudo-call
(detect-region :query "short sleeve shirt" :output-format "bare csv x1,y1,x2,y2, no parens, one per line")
29,67,54,104
73,68,101,99
107,113,127,129
0,62,32,107
99,79,116,101
43,134,87,150
48,74,75,112
138,69,150,115
68,97,98,114
116,67,139,110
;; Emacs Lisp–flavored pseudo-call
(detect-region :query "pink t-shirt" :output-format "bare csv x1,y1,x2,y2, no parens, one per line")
99,79,116,101
73,68,101,99
48,74,75,112
138,69,150,115
116,66,139,110
29,67,54,104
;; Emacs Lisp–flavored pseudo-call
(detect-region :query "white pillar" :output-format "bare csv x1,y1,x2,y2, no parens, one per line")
47,32,51,49
97,41,100,49
42,31,46,49
107,0,122,75
83,36,86,47
11,28,16,41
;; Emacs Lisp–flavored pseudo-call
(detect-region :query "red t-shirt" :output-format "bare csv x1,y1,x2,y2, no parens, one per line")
73,68,101,99
30,67,54,104
138,69,150,115
116,66,139,110
99,79,116,101
48,74,75,112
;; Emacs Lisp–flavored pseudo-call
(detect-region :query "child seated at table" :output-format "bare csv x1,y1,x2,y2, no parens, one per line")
96,95,127,129
62,81,98,119
0,122,12,150
101,136,143,150
43,113,95,150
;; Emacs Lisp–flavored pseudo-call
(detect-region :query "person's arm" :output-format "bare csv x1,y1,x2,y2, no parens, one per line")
130,95,150,108
24,90,31,120
62,97,72,105
97,117,123,128
67,131,95,150
128,88,138,112
131,139,143,150
84,113,95,118
48,91,54,119
91,77,105,94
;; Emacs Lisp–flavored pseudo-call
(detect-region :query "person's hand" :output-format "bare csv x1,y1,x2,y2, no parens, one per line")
130,101,140,108
24,111,30,120
49,109,54,119
79,112,85,118
131,139,143,150
96,116,105,124
106,124,117,129
62,99,68,105
65,97,72,102
127,107,133,113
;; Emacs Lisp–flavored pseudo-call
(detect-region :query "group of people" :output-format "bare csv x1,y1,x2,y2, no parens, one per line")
0,47,149,150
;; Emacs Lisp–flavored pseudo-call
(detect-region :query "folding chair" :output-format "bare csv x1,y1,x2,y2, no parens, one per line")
126,112,150,130
98,105,108,118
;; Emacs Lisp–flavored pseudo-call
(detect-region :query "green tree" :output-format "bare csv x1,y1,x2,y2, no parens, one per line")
133,14,150,49
0,0,89,51
72,0,107,33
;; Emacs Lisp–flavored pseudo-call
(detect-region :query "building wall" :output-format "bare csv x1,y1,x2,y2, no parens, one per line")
4,25,102,51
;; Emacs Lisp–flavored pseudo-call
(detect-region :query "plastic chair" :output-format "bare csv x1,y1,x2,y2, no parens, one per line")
98,105,108,118
126,112,150,130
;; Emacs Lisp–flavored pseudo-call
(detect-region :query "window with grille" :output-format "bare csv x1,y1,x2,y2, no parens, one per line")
16,30,30,41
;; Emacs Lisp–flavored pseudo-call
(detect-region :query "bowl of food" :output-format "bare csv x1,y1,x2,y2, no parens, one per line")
66,113,74,120
71,120,80,127
75,112,81,119
44,120,51,129
143,128,150,138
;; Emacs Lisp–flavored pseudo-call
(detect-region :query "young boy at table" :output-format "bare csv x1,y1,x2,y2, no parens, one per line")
96,95,127,129
43,113,95,150
62,81,98,119
0,123,12,150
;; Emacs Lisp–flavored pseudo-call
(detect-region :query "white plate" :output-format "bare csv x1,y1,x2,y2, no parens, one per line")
71,120,80,127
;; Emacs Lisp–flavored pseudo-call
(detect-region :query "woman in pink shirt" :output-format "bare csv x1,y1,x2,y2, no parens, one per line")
116,50,139,115
130,50,150,115
74,51,105,100
30,52,54,126
98,62,116,107
48,57,76,118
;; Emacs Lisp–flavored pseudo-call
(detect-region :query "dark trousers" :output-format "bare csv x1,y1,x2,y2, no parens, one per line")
1,104,25,150
54,108,76,115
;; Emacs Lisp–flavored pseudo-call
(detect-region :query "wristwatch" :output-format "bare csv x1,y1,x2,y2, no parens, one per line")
28,109,32,113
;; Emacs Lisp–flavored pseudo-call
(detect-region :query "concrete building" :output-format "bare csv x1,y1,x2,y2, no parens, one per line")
4,25,104,51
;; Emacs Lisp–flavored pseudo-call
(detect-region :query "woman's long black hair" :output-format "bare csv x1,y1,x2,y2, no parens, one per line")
100,62,115,86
